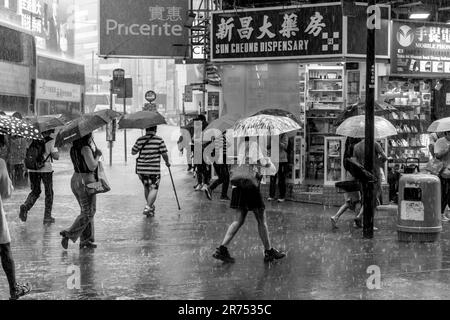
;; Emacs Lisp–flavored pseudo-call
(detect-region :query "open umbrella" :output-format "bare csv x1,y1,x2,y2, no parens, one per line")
202,113,241,143
428,117,450,133
0,115,42,140
233,115,301,137
336,115,397,139
118,111,167,130
253,109,301,125
26,115,66,133
55,109,121,147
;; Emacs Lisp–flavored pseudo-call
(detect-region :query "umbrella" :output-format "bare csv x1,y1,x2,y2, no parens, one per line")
253,109,301,125
202,113,242,143
26,115,66,133
233,115,302,137
55,109,121,147
118,111,167,130
0,115,42,140
428,117,450,133
336,115,397,139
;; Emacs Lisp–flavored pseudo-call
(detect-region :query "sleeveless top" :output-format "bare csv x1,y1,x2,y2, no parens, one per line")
70,145,94,174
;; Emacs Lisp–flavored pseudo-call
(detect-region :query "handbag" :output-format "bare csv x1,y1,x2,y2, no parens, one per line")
84,162,111,195
230,164,259,189
424,158,444,176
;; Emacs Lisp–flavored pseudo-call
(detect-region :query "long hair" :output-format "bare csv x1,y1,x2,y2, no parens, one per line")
72,133,92,150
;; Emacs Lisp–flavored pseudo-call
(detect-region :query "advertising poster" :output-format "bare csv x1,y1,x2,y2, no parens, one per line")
211,4,342,61
99,0,189,58
391,20,450,75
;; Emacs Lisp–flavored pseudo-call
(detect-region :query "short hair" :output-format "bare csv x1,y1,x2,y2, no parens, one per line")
146,126,157,133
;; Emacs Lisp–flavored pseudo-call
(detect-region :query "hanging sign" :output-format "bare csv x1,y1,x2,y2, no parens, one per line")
391,20,450,75
211,3,343,62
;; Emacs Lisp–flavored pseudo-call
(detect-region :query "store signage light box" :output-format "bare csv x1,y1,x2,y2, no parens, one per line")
391,20,450,75
211,3,343,62
99,0,189,58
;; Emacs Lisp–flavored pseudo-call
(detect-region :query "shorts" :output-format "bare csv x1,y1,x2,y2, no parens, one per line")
138,174,161,190
344,191,361,211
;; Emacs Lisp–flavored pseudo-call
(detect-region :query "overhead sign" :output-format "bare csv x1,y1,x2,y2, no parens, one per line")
211,3,343,62
36,79,81,102
99,0,189,58
391,20,450,75
145,91,157,102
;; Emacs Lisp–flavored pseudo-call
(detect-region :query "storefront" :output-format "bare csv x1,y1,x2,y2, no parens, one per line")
212,2,394,205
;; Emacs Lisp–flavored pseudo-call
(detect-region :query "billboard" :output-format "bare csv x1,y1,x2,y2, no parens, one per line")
20,0,75,58
391,20,450,75
99,0,190,58
211,3,342,62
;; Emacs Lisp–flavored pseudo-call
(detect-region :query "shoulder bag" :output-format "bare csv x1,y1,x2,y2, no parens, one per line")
74,147,111,195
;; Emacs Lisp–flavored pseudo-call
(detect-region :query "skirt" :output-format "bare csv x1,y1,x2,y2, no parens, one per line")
0,205,11,244
230,185,265,212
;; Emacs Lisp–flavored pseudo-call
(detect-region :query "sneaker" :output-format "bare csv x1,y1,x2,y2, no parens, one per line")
442,215,450,223
194,184,203,192
330,217,338,229
278,199,286,203
19,205,27,222
9,283,31,300
204,186,212,200
43,217,56,224
264,248,286,263
220,196,230,202
143,206,155,218
213,246,235,263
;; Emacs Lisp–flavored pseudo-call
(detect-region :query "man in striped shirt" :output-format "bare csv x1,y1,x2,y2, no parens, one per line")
132,127,170,217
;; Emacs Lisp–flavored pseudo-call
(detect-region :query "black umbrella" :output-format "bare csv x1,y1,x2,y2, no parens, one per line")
0,115,42,140
55,110,121,147
118,111,167,130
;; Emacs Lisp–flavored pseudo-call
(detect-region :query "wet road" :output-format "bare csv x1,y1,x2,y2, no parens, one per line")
1,126,450,300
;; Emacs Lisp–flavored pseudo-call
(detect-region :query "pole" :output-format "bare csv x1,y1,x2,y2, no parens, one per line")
363,0,376,239
124,83,127,164
109,80,113,167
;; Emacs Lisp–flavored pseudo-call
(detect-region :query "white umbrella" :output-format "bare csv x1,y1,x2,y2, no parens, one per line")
336,115,397,139
428,117,450,133
233,114,301,137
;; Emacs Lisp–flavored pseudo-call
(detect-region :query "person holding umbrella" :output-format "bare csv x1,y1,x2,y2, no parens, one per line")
131,126,170,217
119,110,173,217
58,110,119,250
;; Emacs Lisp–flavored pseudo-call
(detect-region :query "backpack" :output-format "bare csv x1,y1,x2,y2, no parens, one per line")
25,138,51,170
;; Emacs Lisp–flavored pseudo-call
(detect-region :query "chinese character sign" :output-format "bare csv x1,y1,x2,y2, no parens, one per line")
99,0,189,58
391,21,450,74
211,5,342,61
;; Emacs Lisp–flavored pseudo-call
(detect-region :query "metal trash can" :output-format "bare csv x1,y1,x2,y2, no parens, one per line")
397,174,442,242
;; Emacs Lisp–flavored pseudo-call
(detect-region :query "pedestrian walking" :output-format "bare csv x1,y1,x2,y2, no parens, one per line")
330,138,362,229
7,112,29,187
60,133,102,250
19,130,59,224
213,138,286,263
205,133,230,201
434,131,450,222
0,154,31,300
132,126,170,217
193,115,211,192
352,139,387,229
268,133,289,203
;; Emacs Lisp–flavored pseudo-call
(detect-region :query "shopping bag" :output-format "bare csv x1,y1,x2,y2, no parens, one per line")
424,158,444,176
83,162,111,195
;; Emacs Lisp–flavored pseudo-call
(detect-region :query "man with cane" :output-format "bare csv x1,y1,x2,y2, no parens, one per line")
132,126,171,217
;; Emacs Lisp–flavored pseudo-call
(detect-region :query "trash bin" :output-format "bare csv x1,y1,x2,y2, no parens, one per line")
397,174,442,242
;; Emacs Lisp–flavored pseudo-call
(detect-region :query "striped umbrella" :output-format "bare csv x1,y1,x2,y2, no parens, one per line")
252,109,301,125
233,115,302,137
